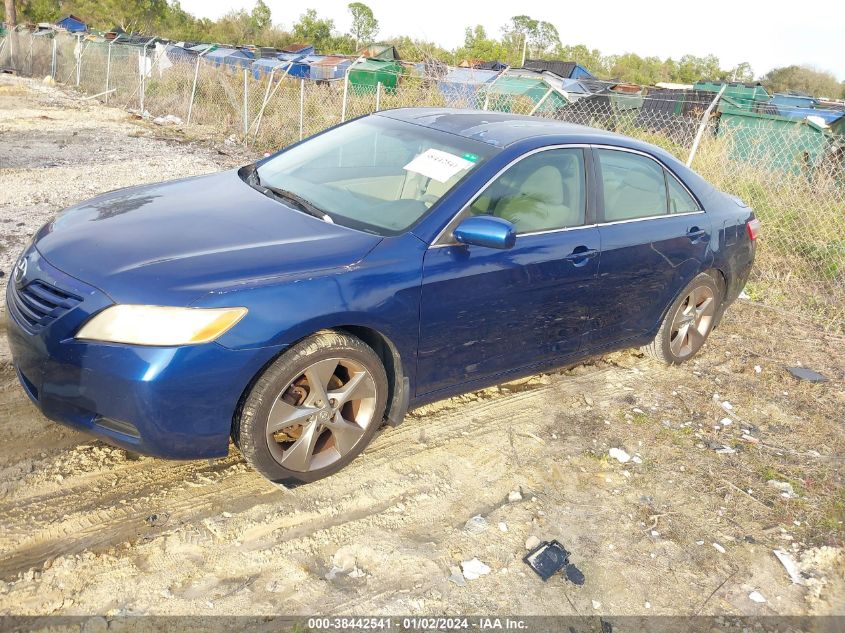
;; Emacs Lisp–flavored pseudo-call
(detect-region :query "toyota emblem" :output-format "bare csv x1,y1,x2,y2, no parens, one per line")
13,257,27,285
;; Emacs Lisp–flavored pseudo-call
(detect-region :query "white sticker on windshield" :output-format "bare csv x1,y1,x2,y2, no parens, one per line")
403,148,475,183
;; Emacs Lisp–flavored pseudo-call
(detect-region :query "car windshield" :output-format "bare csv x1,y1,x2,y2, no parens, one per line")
252,115,496,235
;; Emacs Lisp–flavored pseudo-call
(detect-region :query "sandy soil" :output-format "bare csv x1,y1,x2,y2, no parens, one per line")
0,76,843,619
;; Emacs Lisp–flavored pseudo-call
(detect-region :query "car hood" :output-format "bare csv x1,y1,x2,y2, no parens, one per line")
33,169,382,305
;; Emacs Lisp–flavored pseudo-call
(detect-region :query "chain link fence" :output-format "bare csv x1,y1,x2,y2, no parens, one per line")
2,31,843,330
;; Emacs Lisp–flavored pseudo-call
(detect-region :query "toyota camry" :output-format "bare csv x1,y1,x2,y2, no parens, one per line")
6,108,758,484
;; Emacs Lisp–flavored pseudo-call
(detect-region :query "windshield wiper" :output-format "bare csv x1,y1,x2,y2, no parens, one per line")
258,182,333,223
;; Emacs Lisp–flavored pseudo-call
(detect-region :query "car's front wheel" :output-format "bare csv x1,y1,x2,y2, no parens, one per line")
234,331,388,485
643,272,721,365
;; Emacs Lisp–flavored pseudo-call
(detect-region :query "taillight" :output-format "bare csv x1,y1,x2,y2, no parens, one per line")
746,218,761,241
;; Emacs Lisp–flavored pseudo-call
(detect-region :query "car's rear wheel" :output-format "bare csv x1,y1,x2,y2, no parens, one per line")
234,331,388,485
643,273,721,365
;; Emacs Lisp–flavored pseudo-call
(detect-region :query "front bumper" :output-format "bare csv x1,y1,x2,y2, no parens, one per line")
5,247,283,459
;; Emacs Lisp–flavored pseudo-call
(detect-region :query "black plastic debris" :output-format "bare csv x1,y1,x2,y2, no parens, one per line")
523,540,584,584
788,367,827,383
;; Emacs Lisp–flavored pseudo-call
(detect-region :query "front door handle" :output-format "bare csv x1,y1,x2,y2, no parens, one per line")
564,246,599,267
686,227,707,243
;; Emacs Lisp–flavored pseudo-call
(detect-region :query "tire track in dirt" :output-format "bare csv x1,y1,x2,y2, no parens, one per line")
0,362,637,580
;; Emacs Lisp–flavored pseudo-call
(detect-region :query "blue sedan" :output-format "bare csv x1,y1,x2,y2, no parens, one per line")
6,109,758,484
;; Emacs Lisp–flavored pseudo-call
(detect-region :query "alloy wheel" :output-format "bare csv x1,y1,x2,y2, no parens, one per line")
265,357,378,472
669,285,716,359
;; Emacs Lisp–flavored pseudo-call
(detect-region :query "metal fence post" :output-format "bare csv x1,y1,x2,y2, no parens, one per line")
375,81,381,112
187,47,212,126
139,39,156,112
252,62,292,144
528,87,554,115
341,70,349,122
75,34,81,86
299,79,305,140
105,35,121,103
243,68,249,140
51,36,57,78
686,84,726,167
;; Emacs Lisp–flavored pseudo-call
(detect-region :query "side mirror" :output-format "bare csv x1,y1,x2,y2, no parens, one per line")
453,216,516,250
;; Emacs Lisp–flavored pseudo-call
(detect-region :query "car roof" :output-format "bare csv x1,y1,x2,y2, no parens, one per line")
374,107,626,148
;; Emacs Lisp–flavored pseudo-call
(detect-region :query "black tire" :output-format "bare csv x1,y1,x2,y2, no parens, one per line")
642,272,722,365
233,330,388,485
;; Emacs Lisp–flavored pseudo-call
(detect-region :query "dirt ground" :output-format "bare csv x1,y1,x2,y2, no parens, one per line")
0,75,843,619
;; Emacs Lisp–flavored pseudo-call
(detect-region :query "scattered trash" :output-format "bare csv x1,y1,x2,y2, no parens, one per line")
332,549,357,573
464,515,489,534
508,490,523,503
754,365,762,374
715,446,736,454
696,540,705,546
153,114,183,126
644,601,651,609
720,417,733,426
608,448,631,463
773,549,805,585
523,540,584,585
498,522,508,533
348,567,366,578
592,600,602,610
145,512,169,527
741,434,760,445
748,590,766,603
632,455,643,464
767,480,797,498
739,289,750,300
787,367,827,383
721,401,733,412
448,565,466,587
525,535,542,551
650,530,660,537
712,542,726,554
460,558,491,580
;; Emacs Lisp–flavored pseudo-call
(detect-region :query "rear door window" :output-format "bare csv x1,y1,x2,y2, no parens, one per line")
666,173,699,213
597,149,668,221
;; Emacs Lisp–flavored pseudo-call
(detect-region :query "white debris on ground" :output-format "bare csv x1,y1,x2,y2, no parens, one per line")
460,559,491,581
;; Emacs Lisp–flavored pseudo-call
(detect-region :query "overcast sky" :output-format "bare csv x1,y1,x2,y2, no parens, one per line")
179,0,845,80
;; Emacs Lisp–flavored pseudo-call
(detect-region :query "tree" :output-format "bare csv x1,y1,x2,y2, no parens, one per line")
250,0,271,31
348,2,378,46
67,0,170,33
292,8,334,50
762,65,842,98
501,15,560,62
4,0,16,26
455,25,508,64
553,44,604,75
729,62,754,83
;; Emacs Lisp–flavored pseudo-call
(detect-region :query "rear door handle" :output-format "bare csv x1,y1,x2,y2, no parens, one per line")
564,246,599,267
686,227,707,243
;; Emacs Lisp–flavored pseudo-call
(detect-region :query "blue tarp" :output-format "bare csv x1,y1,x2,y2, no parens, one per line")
437,68,500,105
56,15,87,33
286,55,324,79
251,58,295,79
775,106,845,126
206,47,254,70
280,45,315,56
310,56,353,81
771,93,816,108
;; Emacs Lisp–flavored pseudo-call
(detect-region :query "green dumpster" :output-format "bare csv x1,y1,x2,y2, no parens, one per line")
348,58,402,93
485,76,568,114
717,103,836,175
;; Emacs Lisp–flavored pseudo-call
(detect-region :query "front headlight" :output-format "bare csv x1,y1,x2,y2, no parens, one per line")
75,305,248,346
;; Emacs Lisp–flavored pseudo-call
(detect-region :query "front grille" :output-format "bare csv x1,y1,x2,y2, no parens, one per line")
9,279,82,333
